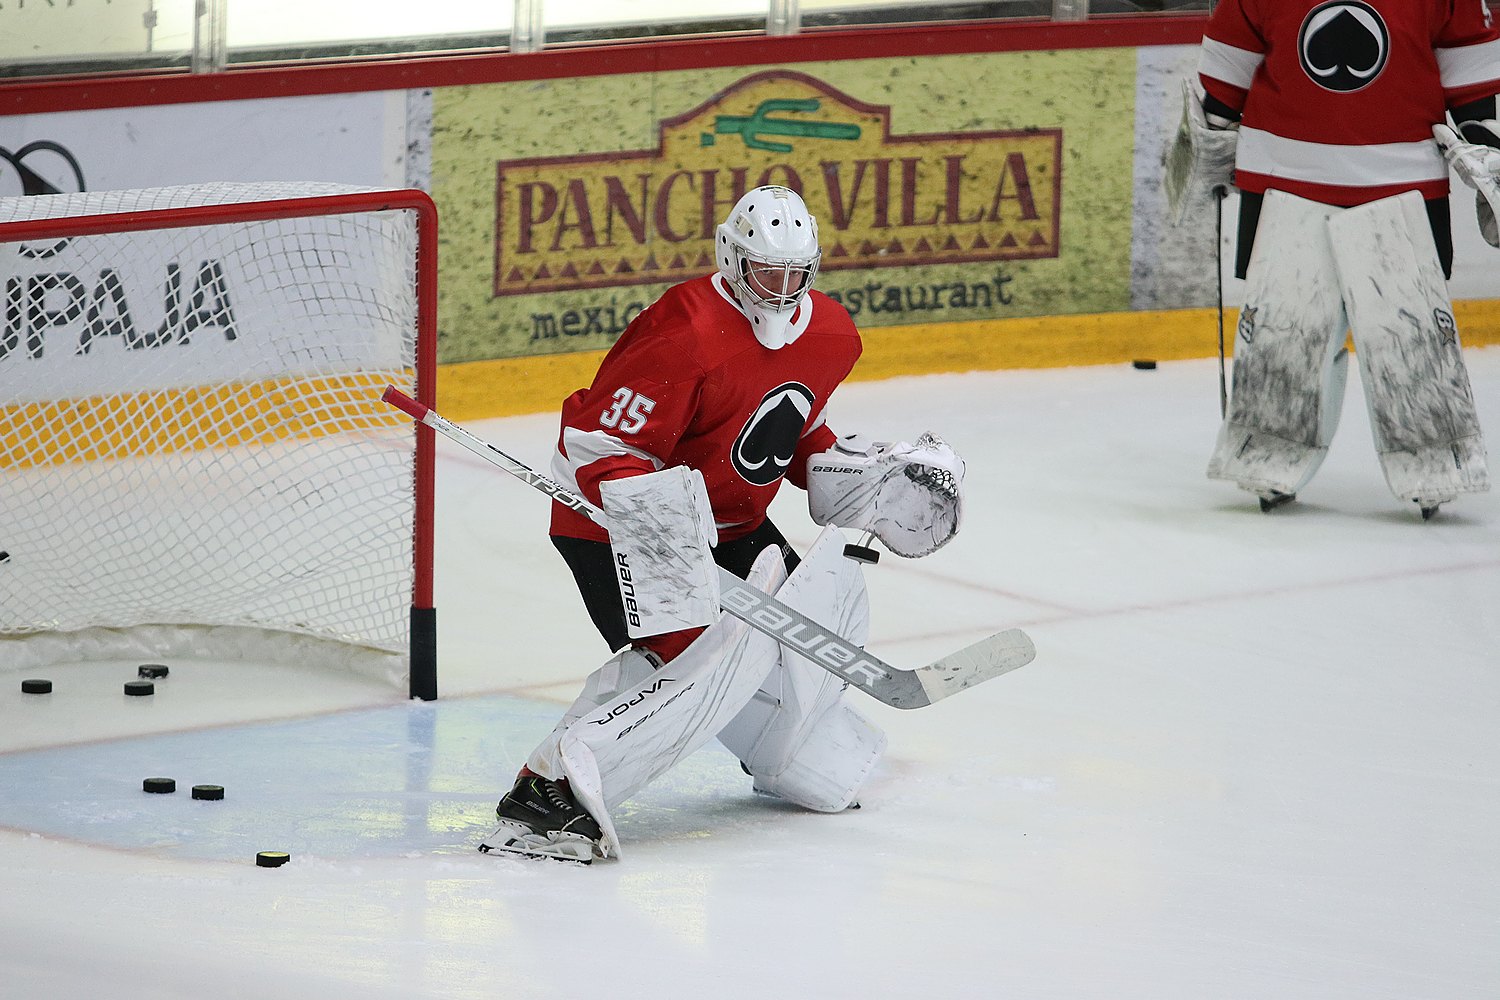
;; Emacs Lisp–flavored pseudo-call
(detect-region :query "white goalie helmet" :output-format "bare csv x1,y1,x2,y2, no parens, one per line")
716,185,821,349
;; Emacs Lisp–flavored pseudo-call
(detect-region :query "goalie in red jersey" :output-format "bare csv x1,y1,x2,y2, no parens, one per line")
1167,0,1500,518
480,186,967,862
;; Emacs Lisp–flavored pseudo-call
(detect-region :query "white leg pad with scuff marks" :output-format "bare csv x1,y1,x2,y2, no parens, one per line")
716,531,884,813
549,546,786,860
1327,191,1490,505
717,663,886,814
550,526,875,858
524,646,663,780
1208,190,1352,497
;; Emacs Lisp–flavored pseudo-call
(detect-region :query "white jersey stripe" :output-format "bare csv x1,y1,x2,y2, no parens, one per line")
1437,38,1500,91
1199,38,1263,91
553,428,747,533
552,426,663,496
1237,128,1447,187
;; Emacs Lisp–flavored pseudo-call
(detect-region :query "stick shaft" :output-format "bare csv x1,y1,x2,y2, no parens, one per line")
381,386,1034,708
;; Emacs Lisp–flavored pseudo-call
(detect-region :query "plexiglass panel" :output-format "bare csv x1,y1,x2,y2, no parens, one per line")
0,0,1211,79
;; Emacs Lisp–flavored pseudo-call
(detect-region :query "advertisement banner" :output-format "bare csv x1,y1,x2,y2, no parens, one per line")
0,92,409,199
432,50,1138,364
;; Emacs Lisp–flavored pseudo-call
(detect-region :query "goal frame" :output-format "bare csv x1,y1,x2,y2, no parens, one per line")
0,189,439,700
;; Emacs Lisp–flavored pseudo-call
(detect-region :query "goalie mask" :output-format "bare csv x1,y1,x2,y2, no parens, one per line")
716,185,821,350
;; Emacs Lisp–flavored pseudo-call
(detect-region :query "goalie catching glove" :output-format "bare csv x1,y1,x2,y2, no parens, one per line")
807,433,964,558
1434,118,1500,248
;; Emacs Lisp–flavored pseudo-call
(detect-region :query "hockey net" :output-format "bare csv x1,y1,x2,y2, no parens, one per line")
0,183,437,698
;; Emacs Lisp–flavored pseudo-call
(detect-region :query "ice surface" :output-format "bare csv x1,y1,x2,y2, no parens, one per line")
3,353,1498,1000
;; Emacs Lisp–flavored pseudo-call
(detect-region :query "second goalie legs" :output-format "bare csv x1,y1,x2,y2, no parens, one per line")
1208,190,1490,516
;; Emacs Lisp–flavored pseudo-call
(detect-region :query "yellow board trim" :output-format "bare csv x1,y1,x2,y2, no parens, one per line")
438,301,1500,421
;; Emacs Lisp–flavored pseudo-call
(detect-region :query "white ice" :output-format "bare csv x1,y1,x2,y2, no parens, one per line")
3,352,1498,1000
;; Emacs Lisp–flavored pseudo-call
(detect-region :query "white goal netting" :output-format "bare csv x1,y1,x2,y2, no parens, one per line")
0,183,435,687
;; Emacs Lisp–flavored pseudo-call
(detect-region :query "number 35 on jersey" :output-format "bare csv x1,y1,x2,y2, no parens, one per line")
600,387,656,434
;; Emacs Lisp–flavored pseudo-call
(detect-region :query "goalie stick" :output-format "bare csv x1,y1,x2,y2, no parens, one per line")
381,386,1035,709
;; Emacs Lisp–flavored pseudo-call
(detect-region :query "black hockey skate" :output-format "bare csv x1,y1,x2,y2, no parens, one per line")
1416,497,1451,521
1258,490,1295,513
479,774,604,863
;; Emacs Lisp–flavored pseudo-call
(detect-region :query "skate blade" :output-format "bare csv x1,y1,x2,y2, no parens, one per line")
478,824,599,864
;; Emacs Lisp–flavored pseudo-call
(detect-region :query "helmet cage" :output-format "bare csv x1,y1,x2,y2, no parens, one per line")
735,248,822,312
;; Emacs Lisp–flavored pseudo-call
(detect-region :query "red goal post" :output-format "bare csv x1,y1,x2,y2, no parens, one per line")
0,183,438,699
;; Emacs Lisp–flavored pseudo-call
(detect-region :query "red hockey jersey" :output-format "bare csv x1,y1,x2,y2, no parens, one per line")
1200,0,1500,205
549,273,861,544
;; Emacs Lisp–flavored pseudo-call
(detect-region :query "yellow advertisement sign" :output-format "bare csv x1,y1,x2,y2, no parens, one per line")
493,71,1060,299
432,49,1136,365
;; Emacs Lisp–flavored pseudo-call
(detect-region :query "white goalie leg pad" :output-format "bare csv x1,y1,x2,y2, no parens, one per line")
600,466,720,639
553,547,789,859
1327,191,1490,505
524,647,663,779
808,434,964,557
1208,190,1351,497
717,658,885,812
717,525,882,812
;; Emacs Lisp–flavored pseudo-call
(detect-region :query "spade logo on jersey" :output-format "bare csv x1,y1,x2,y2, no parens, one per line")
1298,2,1389,94
731,382,816,486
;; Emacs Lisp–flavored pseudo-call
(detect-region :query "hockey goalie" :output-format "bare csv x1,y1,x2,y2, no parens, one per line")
1168,0,1499,518
479,186,967,862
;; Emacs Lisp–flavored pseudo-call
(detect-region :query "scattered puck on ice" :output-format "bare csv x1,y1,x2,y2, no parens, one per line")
256,851,291,868
843,543,880,564
0,550,10,563
1131,359,1158,370
137,664,169,679
143,777,176,794
123,680,155,696
20,678,52,694
191,784,225,801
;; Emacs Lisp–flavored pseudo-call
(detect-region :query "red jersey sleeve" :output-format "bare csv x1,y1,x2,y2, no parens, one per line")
1438,0,1500,107
556,327,706,508
1199,0,1266,114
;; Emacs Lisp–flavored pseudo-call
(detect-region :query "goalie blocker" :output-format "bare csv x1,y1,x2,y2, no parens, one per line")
600,466,720,640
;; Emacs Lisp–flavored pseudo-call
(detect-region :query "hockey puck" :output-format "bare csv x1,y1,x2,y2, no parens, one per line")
255,851,291,868
143,777,176,794
191,784,225,801
20,678,52,694
1131,359,1158,370
123,680,155,696
137,664,169,679
843,543,880,564
0,550,10,563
